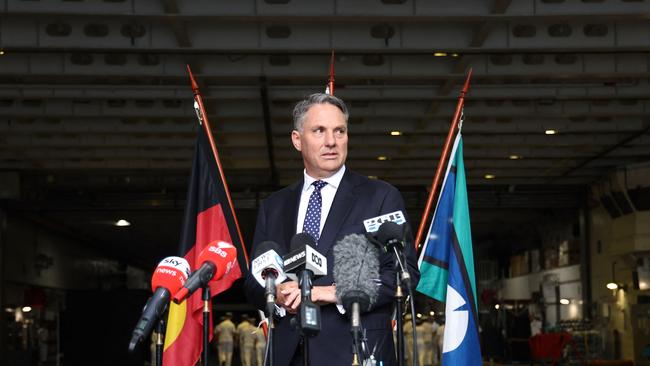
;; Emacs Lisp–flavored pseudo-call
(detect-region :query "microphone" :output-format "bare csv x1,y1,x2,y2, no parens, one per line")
376,221,413,289
283,233,327,336
283,233,327,282
333,234,380,363
129,256,190,352
172,241,238,304
362,210,407,233
333,233,380,316
251,241,286,316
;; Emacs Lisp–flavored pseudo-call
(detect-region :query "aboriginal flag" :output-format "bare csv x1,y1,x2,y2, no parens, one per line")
162,119,248,366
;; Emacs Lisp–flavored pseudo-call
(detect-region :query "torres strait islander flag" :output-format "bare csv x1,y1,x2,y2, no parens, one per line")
416,133,482,366
163,122,248,366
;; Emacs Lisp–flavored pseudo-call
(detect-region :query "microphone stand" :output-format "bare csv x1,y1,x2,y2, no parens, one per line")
202,286,211,366
262,318,274,366
394,270,405,366
390,245,420,366
351,302,362,366
155,319,165,366
390,243,413,366
264,275,276,366
298,269,320,366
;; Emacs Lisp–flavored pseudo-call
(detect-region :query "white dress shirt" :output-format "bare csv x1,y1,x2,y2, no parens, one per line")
295,165,346,236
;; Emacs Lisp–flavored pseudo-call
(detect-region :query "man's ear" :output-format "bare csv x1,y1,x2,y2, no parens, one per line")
291,130,302,152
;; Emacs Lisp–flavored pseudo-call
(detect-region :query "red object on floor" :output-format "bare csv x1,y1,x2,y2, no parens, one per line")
529,332,573,365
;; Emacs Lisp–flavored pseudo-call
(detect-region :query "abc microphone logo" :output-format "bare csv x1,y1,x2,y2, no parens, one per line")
311,253,323,268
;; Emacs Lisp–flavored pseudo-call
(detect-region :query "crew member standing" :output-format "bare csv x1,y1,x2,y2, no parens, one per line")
254,326,267,366
237,315,256,366
214,312,236,366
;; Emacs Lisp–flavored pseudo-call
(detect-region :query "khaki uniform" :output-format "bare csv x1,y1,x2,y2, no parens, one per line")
237,320,256,366
254,329,267,366
416,322,429,366
215,319,236,366
435,323,445,364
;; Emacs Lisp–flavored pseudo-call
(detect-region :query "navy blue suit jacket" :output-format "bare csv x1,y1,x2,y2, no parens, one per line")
244,169,419,366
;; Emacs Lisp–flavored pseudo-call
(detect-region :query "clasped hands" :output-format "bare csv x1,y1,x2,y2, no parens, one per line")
275,281,337,314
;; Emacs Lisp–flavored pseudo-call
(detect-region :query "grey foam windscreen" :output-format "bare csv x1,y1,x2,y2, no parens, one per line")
333,233,380,312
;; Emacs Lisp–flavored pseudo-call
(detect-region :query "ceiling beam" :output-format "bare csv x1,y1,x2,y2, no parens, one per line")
558,120,650,179
260,77,279,187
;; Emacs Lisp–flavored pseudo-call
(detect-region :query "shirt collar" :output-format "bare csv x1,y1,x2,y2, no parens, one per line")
302,165,346,192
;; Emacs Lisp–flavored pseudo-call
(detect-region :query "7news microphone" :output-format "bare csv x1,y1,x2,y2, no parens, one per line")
129,256,190,352
251,241,287,317
283,233,327,336
172,241,238,304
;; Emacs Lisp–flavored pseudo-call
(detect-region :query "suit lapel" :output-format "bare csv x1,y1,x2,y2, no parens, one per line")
283,179,303,249
318,170,359,254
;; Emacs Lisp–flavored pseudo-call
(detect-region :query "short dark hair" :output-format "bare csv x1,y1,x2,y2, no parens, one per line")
292,93,349,132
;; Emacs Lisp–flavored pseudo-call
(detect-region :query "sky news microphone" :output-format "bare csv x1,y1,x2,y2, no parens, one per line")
172,241,238,304
251,241,286,316
129,256,190,352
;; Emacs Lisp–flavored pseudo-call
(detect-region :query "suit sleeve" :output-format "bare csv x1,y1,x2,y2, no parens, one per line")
243,200,268,311
371,185,420,310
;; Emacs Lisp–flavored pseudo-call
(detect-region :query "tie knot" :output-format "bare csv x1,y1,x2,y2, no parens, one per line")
312,180,327,191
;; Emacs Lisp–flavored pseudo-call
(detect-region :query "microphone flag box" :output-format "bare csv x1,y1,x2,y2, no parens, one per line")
251,249,287,286
283,245,327,281
363,210,406,233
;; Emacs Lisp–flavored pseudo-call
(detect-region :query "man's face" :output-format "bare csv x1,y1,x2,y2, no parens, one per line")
291,103,348,179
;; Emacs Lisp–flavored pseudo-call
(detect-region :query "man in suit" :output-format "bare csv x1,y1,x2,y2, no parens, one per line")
244,93,419,366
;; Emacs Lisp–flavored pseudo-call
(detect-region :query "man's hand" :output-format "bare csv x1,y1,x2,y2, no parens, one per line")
276,281,300,314
276,282,338,313
311,285,338,305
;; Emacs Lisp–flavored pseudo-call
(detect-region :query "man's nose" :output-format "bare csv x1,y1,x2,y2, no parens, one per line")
324,130,336,146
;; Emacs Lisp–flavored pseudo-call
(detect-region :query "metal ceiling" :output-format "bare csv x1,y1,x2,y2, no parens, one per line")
1,0,648,266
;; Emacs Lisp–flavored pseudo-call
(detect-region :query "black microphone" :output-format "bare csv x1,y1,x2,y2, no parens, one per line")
251,241,286,317
283,233,327,336
333,234,380,337
376,221,413,290
283,233,327,297
129,256,190,352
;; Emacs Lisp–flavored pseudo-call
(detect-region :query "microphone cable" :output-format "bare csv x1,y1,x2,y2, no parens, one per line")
262,324,273,366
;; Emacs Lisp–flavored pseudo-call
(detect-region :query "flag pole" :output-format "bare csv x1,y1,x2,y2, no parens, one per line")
327,50,335,95
414,69,473,249
186,65,249,266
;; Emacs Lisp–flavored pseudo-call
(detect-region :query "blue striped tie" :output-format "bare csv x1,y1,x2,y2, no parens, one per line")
302,180,327,243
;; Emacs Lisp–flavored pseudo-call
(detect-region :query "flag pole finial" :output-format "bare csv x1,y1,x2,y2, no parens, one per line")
461,68,473,96
186,65,199,94
326,50,335,95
